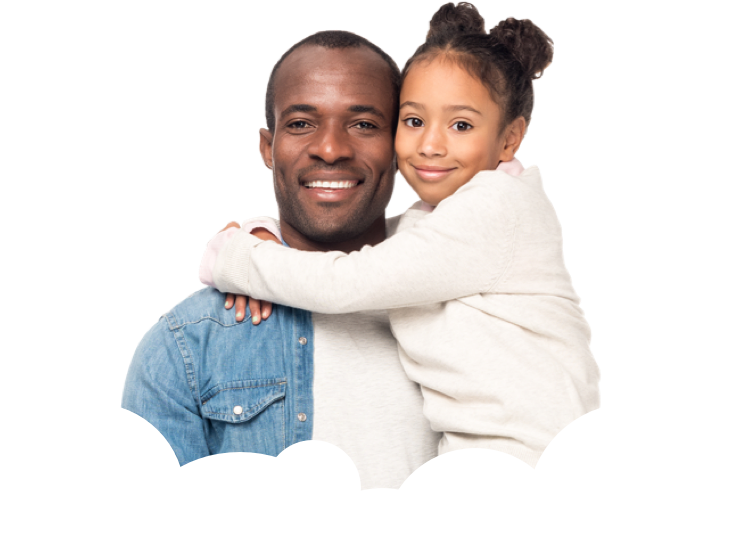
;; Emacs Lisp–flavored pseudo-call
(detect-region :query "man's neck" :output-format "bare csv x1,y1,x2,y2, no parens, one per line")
280,215,387,253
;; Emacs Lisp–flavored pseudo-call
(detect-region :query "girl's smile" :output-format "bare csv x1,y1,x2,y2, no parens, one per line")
412,164,458,182
395,56,523,206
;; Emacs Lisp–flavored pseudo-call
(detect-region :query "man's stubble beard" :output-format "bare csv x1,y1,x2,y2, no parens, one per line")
273,169,394,245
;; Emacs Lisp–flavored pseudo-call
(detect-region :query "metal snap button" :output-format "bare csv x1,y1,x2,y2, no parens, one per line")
298,337,307,345
233,405,243,415
297,412,307,422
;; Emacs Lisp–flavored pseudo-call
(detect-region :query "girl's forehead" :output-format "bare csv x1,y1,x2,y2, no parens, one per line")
402,53,484,87
414,53,462,70
400,57,496,113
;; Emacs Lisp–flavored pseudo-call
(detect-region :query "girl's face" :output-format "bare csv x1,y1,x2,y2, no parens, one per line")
395,57,518,206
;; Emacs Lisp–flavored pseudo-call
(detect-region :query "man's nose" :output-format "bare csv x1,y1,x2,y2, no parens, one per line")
307,123,353,164
418,125,447,158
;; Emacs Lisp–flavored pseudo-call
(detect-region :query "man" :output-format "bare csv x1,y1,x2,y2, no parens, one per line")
122,31,441,490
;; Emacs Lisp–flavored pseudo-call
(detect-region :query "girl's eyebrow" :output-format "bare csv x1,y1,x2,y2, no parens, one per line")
445,104,482,115
399,101,482,116
399,101,424,110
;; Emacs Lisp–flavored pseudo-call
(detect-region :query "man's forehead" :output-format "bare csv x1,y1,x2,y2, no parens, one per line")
278,45,389,85
273,45,392,111
279,44,383,75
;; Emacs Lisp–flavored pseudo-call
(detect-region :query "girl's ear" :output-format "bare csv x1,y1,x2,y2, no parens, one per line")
499,117,526,162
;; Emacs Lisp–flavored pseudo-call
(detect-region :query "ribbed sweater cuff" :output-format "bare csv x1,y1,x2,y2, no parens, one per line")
212,229,262,295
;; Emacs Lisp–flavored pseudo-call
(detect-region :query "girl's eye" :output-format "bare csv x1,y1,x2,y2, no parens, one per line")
452,121,473,132
404,117,424,128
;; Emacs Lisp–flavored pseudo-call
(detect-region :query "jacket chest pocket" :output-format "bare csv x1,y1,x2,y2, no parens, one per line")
201,378,287,456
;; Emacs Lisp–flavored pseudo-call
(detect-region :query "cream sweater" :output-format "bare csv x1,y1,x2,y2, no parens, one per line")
212,167,600,466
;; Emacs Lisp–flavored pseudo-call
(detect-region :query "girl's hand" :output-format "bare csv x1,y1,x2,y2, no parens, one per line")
224,293,272,325
219,222,278,325
220,221,241,232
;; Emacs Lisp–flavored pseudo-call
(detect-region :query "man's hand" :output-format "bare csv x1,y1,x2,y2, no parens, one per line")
220,222,276,325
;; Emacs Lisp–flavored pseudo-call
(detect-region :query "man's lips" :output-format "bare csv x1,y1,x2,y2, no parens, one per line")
299,176,363,202
412,165,457,182
301,179,361,190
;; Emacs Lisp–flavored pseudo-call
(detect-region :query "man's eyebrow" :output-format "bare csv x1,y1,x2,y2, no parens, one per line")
399,101,482,116
280,104,317,118
348,105,386,120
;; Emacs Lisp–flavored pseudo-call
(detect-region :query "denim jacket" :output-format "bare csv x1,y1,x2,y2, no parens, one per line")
122,287,314,465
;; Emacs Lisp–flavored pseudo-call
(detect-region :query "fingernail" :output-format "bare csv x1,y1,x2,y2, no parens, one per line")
252,316,260,324
236,311,243,318
225,301,231,307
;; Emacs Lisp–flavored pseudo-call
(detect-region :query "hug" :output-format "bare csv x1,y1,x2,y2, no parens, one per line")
123,2,600,490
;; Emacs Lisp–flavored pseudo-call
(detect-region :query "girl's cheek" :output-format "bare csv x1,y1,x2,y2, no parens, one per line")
394,135,410,163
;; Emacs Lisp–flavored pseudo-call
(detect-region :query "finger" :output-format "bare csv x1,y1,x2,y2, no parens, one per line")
235,295,247,322
224,293,235,309
251,227,280,243
218,221,241,232
262,301,273,320
249,298,263,325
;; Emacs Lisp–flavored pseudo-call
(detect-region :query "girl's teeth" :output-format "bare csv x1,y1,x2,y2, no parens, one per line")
304,181,357,189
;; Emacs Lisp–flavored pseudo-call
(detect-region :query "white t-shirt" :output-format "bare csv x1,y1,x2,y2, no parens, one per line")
311,310,440,489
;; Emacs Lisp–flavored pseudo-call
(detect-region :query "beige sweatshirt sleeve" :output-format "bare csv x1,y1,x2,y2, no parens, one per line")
212,170,523,313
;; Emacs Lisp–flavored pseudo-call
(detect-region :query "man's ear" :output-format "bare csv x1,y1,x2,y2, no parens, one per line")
499,117,526,163
259,128,274,169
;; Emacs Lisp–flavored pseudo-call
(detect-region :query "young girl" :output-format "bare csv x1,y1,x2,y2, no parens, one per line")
201,3,599,466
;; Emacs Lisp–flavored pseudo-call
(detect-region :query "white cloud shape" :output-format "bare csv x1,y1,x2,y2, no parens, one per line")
0,395,737,548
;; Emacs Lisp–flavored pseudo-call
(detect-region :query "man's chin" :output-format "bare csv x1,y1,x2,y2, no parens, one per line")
299,221,374,244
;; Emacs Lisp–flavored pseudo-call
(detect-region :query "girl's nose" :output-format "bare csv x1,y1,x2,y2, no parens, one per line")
418,125,446,158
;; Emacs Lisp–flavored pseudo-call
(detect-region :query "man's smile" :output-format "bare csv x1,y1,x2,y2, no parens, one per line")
302,180,361,189
298,169,365,200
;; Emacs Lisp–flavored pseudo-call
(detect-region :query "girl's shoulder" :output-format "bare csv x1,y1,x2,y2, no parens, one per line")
458,166,543,198
444,166,553,228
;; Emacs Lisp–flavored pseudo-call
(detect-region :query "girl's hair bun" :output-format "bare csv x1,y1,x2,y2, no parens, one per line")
427,2,486,41
403,4,553,129
489,18,554,79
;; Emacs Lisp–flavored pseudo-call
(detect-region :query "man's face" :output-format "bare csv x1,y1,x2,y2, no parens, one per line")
261,45,396,244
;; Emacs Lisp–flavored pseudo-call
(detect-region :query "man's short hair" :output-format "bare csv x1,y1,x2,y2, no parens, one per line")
265,31,401,132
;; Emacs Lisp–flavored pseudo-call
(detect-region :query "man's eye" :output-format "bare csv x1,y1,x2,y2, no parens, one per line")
355,121,377,130
404,118,423,128
452,121,473,132
288,121,310,129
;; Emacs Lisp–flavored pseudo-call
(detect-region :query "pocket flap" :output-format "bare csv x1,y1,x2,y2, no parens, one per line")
201,378,287,423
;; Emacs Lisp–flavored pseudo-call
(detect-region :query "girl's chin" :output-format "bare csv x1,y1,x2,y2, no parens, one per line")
414,190,441,207
399,171,440,207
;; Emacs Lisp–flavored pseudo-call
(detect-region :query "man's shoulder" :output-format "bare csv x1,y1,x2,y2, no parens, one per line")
163,286,239,330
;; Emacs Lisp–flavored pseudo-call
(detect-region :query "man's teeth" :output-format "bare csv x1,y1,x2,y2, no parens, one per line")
303,180,358,189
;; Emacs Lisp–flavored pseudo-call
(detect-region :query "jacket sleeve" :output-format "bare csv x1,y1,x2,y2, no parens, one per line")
212,172,519,313
122,318,210,465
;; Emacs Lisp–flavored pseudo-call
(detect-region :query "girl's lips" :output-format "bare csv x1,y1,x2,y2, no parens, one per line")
412,165,456,182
